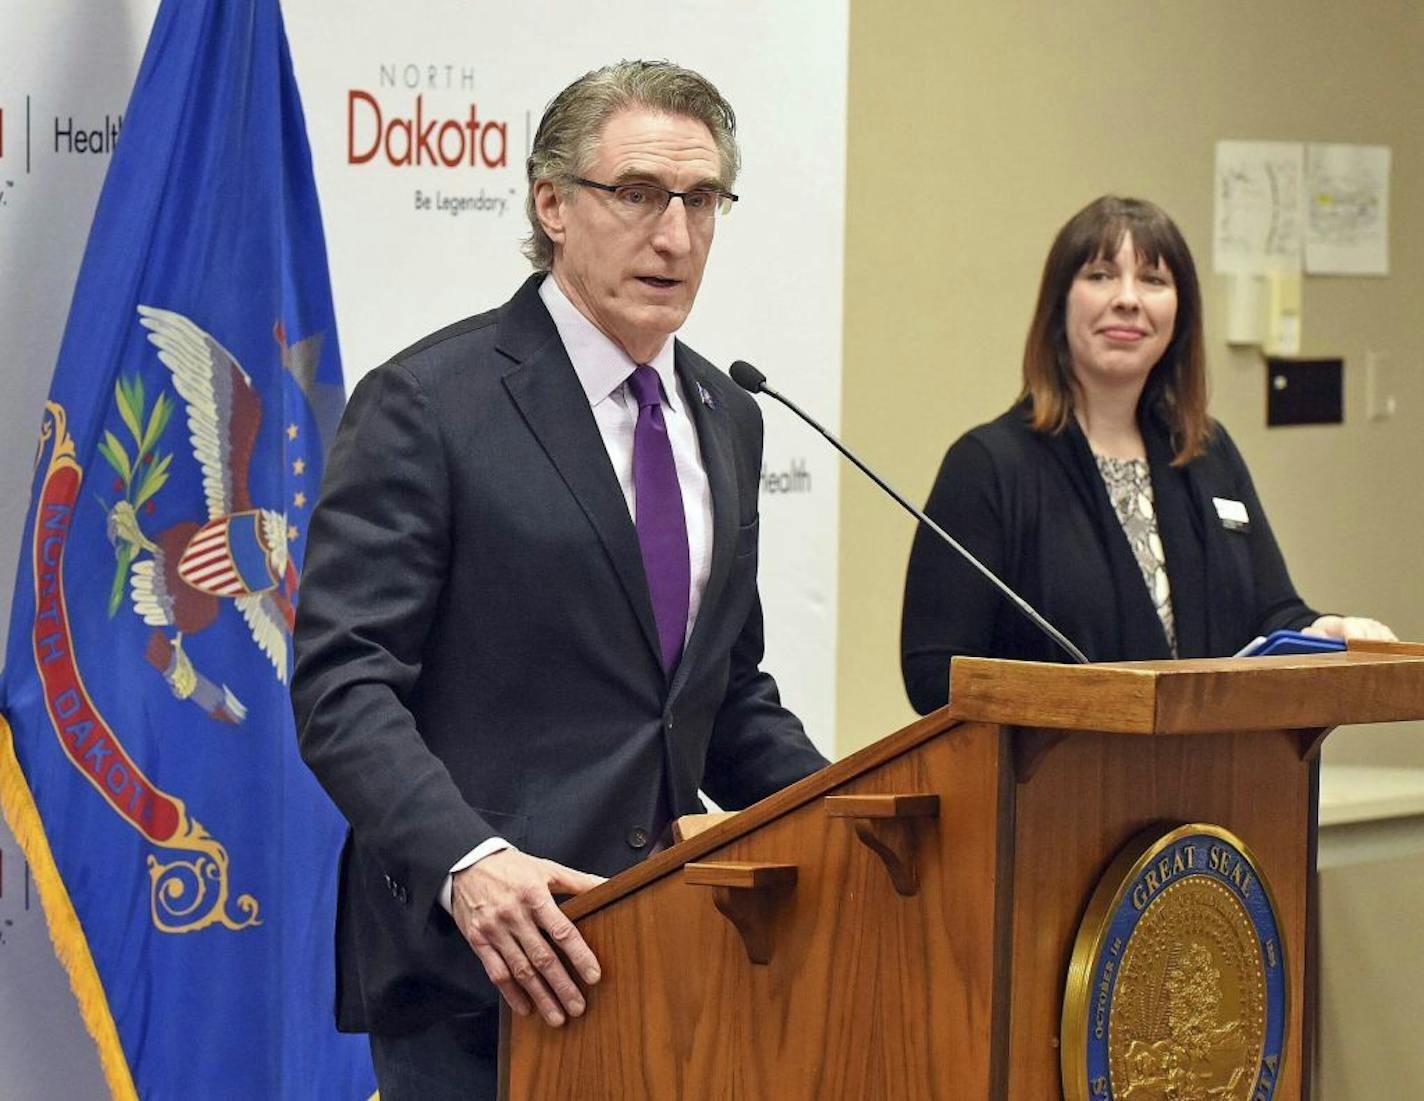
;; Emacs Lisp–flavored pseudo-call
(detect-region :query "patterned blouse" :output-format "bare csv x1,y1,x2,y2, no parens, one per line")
1093,453,1177,656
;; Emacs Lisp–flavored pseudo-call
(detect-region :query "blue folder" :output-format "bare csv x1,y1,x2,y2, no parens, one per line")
1236,629,1346,657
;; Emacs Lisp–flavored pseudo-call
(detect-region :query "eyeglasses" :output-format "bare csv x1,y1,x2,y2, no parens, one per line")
573,177,739,221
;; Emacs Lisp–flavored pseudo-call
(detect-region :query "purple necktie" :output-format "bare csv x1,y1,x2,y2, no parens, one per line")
627,365,690,672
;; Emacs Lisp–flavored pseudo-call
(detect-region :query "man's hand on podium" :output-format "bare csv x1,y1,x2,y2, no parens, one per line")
450,849,605,1027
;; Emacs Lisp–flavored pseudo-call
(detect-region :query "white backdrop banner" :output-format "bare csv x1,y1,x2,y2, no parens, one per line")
0,2,845,1095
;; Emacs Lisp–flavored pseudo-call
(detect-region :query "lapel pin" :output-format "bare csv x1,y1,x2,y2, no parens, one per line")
696,381,716,409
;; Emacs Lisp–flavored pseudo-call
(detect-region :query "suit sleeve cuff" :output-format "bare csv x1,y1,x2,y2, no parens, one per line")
438,837,513,914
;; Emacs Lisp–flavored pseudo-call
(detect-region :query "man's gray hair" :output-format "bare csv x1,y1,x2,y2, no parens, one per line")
523,60,741,270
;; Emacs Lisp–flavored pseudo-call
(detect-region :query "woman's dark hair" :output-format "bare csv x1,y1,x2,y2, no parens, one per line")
1020,195,1210,465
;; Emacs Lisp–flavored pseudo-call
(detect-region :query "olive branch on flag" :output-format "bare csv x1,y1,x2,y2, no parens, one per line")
97,374,175,616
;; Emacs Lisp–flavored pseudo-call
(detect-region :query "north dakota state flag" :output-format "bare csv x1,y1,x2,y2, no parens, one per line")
0,1,372,1096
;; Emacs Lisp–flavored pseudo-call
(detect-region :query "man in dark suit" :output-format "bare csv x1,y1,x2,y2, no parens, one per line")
292,60,828,1099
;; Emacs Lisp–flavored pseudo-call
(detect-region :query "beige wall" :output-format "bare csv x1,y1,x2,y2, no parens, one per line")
838,0,1424,765
1316,824,1424,1095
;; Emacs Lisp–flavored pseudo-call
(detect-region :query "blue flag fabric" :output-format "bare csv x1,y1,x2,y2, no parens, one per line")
0,1,372,1097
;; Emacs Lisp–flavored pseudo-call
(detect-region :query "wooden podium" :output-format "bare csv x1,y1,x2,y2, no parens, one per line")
501,646,1424,1099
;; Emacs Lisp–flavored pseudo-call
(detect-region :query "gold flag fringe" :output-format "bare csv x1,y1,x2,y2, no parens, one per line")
0,713,139,1101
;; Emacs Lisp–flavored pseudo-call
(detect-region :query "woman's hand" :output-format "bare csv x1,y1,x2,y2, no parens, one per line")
1303,615,1398,642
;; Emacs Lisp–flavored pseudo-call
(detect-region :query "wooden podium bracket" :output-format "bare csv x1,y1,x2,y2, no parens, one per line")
670,811,739,843
683,861,797,965
1297,726,1335,761
825,793,940,896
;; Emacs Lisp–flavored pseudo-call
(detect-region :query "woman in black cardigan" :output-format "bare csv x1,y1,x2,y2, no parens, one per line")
900,196,1394,716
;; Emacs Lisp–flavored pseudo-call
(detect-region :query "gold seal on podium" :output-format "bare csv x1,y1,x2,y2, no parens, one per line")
1061,824,1289,1101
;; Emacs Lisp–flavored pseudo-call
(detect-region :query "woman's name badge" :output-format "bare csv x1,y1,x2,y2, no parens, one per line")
1213,496,1250,532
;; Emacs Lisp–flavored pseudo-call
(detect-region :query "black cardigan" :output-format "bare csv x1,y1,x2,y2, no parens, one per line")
900,405,1318,715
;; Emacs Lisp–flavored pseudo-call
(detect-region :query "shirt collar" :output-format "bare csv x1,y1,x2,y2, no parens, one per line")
539,274,680,412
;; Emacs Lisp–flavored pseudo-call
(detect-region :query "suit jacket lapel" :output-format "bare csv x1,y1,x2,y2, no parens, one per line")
670,347,738,697
496,278,664,674
1180,442,1250,656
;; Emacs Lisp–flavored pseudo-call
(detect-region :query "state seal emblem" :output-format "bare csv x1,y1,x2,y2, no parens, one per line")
1061,824,1288,1101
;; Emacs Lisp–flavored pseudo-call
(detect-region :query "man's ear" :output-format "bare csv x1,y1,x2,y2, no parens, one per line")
533,179,567,247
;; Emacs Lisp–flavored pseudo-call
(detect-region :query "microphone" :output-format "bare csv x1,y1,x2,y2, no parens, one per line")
729,360,1089,665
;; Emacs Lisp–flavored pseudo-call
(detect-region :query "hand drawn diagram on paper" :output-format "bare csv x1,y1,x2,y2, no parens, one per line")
1213,141,1304,274
1305,143,1390,276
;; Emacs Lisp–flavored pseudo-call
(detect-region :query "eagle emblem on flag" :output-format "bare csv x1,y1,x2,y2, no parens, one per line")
104,306,299,723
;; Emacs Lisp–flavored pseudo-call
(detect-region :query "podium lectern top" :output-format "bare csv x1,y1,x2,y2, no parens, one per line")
949,649,1424,734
